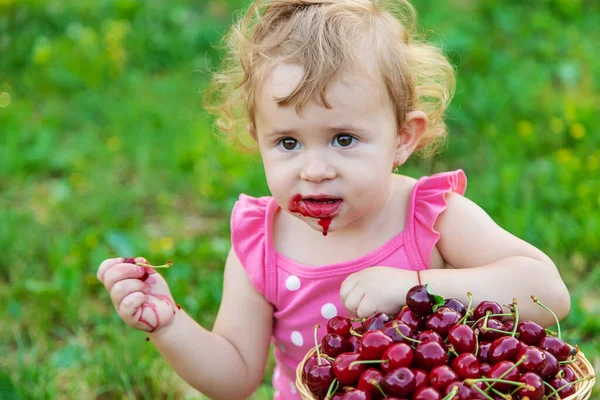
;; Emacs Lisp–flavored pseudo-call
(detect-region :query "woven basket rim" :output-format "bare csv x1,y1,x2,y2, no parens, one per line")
295,347,595,400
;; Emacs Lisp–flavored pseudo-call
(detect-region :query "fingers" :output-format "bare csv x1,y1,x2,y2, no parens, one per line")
343,289,364,317
103,262,146,292
110,278,149,310
356,299,376,319
339,273,358,304
97,257,123,282
118,291,146,322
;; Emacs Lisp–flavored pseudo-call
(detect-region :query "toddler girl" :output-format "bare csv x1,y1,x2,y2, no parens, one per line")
97,1,570,399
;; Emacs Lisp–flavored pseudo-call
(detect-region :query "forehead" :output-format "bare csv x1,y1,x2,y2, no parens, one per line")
256,62,390,124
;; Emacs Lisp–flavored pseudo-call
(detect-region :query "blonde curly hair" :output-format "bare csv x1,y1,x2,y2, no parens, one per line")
203,0,455,156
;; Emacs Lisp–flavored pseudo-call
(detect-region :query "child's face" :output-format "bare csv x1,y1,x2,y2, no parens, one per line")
254,62,402,235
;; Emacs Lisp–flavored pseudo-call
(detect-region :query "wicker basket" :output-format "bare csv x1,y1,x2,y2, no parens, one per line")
295,347,595,400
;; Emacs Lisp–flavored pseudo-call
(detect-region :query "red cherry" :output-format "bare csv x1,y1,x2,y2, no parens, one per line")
358,368,384,398
479,363,491,377
443,381,472,400
381,367,416,398
425,307,461,336
517,320,546,345
412,369,429,390
503,320,515,332
334,352,366,385
123,257,136,264
342,388,372,400
538,350,559,380
348,335,362,352
517,345,547,374
416,331,444,348
306,362,335,397
322,333,348,358
342,389,372,400
473,301,504,321
488,336,520,364
381,321,414,345
381,343,414,372
474,318,505,342
559,365,576,382
447,325,476,354
364,312,392,331
395,306,425,332
331,394,345,400
414,341,448,371
443,298,467,316
476,342,491,363
328,316,353,338
412,386,442,400
428,365,459,391
359,330,393,360
518,372,545,400
406,285,437,317
538,336,571,361
487,361,521,392
548,377,577,398
303,354,332,380
450,353,480,380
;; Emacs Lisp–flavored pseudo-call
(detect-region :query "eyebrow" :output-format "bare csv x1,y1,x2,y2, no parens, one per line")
265,125,367,138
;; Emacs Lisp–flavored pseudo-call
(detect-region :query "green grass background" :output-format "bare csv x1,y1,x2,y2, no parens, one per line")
1,0,599,398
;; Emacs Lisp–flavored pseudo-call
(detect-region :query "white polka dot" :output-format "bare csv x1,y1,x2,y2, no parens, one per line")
290,381,298,394
285,275,301,291
321,303,337,319
291,331,304,347
274,368,280,379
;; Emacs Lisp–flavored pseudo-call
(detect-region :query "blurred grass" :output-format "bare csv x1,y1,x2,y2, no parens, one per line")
0,0,599,399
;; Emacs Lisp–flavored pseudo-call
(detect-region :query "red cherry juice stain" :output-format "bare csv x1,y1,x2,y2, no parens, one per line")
288,194,334,236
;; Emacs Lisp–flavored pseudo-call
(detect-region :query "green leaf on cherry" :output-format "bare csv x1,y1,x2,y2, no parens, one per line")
425,283,446,312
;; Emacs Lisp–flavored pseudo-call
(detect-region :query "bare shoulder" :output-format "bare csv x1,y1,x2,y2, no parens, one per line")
435,192,551,269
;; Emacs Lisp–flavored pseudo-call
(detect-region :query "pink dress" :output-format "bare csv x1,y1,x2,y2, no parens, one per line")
231,170,466,399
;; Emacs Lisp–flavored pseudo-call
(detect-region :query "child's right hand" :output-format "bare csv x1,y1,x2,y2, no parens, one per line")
97,257,178,333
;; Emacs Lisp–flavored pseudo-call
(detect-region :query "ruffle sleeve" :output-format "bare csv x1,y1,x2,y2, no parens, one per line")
230,194,271,296
406,170,467,270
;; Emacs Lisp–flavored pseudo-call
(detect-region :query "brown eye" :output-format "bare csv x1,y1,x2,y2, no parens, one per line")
278,138,300,150
334,134,355,147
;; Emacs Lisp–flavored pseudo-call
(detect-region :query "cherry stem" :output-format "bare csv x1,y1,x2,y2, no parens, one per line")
559,359,578,365
483,327,514,336
465,381,494,400
474,328,480,357
325,378,339,400
447,344,459,358
313,324,323,365
481,355,527,392
459,292,473,325
349,360,385,368
471,313,513,328
349,327,363,337
541,375,594,400
510,298,519,337
372,380,387,397
441,386,458,400
531,295,561,340
136,260,173,269
490,387,510,399
393,322,421,344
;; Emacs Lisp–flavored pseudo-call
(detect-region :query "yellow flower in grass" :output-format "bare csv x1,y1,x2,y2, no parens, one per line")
570,123,585,140
160,237,174,253
556,148,573,165
518,120,534,138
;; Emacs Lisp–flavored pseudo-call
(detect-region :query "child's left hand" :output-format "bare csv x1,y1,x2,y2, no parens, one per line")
339,267,418,318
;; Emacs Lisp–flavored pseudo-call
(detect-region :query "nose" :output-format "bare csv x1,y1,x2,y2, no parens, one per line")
299,151,336,183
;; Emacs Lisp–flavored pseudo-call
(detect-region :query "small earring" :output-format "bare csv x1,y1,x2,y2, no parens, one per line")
393,166,399,173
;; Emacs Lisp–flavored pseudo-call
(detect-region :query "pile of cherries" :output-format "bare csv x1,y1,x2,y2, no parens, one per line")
301,284,591,400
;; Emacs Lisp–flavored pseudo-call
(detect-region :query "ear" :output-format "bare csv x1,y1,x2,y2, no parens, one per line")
393,111,428,167
248,122,258,142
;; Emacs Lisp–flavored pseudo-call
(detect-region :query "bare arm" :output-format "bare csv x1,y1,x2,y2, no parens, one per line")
148,248,273,400
424,192,570,327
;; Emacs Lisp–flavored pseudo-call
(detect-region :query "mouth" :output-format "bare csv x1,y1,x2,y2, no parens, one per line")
299,196,343,218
